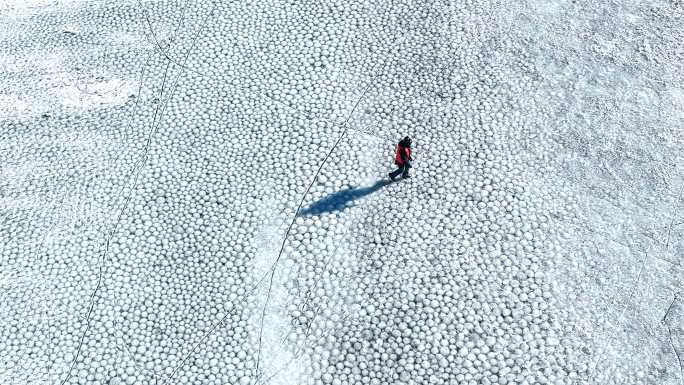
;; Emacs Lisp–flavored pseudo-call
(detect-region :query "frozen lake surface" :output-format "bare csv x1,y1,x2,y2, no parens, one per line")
1,0,682,384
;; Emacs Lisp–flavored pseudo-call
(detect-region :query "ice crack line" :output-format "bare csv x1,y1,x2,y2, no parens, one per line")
252,1,449,378
666,185,683,252
662,293,683,385
251,34,411,377
59,1,204,383
252,79,373,375
588,250,648,383
251,11,434,376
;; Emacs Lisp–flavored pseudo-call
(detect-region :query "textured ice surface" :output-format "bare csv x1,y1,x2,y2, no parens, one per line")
0,0,682,385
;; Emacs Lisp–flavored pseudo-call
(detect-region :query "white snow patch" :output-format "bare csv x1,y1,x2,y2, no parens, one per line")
0,0,153,19
59,78,135,108
0,45,137,117
669,87,684,109
0,77,136,117
249,198,309,385
0,0,94,18
109,31,148,48
0,51,62,74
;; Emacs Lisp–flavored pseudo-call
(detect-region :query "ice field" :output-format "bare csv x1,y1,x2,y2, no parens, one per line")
0,0,682,384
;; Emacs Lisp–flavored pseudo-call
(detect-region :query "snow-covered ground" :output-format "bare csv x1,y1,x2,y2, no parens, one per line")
0,0,682,384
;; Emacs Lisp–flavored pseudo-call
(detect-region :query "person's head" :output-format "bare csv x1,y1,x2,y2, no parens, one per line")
403,136,412,147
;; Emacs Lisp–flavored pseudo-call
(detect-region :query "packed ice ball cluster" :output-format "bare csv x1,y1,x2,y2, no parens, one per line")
2,0,682,385
281,71,586,385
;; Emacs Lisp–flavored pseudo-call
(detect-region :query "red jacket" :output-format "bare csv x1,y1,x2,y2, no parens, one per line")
394,145,411,165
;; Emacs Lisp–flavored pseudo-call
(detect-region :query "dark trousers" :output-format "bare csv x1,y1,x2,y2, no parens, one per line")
389,162,411,179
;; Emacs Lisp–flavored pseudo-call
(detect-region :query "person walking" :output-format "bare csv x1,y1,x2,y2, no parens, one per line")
389,136,413,181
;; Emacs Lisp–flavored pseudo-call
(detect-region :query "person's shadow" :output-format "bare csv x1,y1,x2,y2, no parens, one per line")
298,179,392,217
